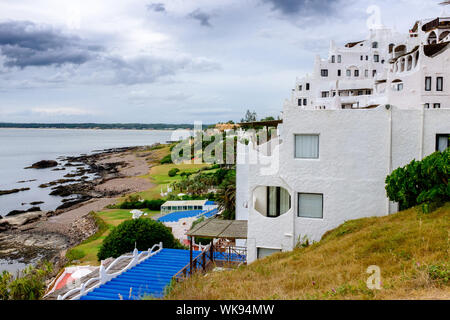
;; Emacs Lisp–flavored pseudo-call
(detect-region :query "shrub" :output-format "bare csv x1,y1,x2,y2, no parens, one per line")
385,149,449,211
0,262,53,300
118,199,165,211
97,218,184,260
160,154,173,164
168,168,180,177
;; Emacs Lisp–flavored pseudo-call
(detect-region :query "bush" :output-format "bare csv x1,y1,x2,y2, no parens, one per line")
160,154,173,164
168,168,180,177
97,219,184,260
0,262,53,300
118,199,165,211
385,149,449,211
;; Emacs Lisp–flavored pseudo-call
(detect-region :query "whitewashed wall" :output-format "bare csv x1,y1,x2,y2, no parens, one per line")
242,105,450,263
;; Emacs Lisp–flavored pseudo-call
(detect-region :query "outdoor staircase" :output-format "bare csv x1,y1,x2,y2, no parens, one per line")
80,248,200,300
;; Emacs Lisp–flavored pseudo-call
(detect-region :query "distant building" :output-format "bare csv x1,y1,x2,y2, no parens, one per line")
160,200,217,215
215,123,240,132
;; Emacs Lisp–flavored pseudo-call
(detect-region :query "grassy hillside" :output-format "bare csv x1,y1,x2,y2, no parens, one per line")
167,203,449,300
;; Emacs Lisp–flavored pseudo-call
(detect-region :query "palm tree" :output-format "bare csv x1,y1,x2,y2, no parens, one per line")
216,176,236,220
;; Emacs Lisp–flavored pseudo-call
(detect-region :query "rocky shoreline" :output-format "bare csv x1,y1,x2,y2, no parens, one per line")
0,144,160,272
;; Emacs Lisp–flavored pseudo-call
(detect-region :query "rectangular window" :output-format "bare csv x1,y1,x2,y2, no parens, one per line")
331,56,335,63
321,69,328,77
337,69,341,76
306,83,310,90
337,55,342,63
298,193,323,219
299,85,302,91
322,91,329,98
365,70,369,77
358,90,363,96
354,70,359,77
303,98,307,106
374,55,380,62
366,89,371,95
366,55,369,60
257,248,281,259
434,103,441,109
295,134,319,159
425,77,432,91
360,55,363,61
436,134,449,152
437,77,443,91
298,99,302,106
425,103,430,109
373,70,377,77
346,70,351,77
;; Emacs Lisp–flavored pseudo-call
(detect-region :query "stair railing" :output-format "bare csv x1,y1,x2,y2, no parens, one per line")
57,242,163,300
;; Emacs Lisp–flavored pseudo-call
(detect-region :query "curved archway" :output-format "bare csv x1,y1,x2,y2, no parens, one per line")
394,45,406,58
427,31,437,44
389,43,395,53
407,55,413,71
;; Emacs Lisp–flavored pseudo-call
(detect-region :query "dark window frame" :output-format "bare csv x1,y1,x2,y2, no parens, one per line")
436,134,450,151
321,69,329,77
425,77,432,91
437,77,443,91
297,193,324,219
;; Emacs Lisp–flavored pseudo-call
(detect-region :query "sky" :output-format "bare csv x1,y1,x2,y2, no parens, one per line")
0,0,444,124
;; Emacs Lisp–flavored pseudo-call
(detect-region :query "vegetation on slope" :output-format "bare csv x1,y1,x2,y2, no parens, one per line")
167,203,449,300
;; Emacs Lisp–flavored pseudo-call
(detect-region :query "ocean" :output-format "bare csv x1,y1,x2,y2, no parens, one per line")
0,128,174,216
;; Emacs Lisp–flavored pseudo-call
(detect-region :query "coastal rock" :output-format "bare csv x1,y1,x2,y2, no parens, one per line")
0,188,30,196
56,196,92,210
25,160,58,169
6,206,41,217
1,211,43,228
30,201,45,205
0,220,10,231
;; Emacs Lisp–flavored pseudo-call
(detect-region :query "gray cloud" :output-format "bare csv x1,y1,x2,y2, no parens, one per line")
0,21,101,68
147,3,166,13
262,0,340,16
188,9,212,27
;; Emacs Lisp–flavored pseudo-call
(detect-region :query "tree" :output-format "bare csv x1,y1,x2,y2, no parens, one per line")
240,110,257,123
98,219,184,260
385,148,449,212
0,262,53,300
216,170,236,220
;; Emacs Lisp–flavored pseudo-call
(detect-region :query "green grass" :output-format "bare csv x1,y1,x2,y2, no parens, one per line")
66,209,160,266
136,163,211,200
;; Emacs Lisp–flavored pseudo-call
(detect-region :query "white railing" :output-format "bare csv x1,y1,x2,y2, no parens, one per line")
57,242,163,300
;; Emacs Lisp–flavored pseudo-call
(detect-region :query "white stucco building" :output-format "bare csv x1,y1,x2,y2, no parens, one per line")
236,15,450,263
